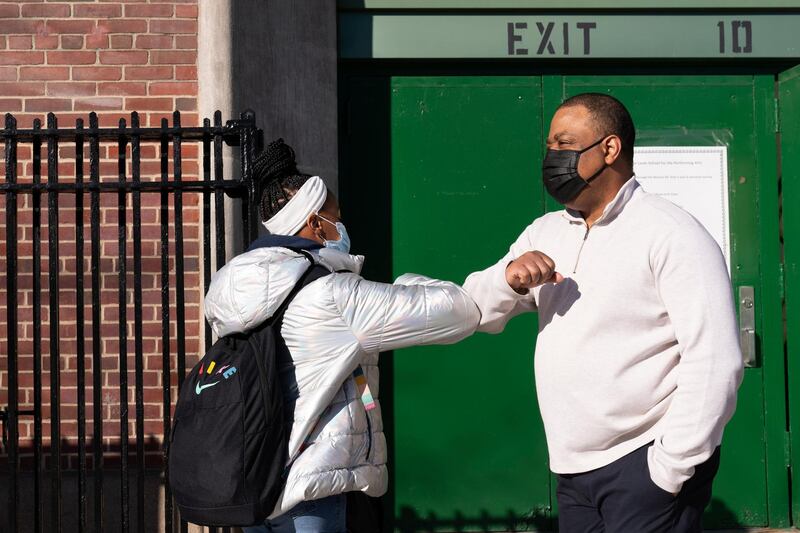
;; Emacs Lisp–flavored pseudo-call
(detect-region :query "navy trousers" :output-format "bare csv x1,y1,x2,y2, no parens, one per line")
556,444,721,533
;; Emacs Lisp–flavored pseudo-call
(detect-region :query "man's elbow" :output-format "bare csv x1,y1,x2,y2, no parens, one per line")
722,335,745,387
729,352,745,388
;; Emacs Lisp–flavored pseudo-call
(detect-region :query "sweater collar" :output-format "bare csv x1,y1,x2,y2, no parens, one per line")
562,177,640,226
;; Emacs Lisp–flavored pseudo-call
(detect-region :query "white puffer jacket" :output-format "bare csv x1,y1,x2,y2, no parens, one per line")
203,243,480,518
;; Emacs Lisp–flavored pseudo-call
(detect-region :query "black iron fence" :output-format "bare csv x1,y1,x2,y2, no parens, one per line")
0,110,263,532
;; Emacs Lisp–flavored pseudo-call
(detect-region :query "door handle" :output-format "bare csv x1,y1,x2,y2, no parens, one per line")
739,286,756,367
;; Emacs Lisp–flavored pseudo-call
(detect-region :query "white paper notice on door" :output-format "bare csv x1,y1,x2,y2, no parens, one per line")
633,146,731,269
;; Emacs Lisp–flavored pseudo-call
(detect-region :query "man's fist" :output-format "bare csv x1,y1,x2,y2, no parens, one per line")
505,251,564,292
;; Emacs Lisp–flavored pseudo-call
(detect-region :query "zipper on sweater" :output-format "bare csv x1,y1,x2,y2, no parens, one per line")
573,226,590,273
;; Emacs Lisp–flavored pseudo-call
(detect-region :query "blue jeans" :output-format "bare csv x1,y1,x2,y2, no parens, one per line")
242,494,347,533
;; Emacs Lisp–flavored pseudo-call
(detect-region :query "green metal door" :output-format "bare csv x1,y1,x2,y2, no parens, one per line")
390,77,551,531
779,63,800,527
388,74,786,530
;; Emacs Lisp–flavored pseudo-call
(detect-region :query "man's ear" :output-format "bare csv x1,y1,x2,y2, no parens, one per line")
604,135,623,165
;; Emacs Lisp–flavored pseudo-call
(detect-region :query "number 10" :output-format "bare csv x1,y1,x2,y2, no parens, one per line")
718,20,753,54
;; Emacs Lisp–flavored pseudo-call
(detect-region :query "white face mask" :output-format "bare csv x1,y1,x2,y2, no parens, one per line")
317,214,351,254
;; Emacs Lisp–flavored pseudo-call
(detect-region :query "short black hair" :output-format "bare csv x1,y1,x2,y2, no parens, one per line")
559,93,635,165
252,138,313,222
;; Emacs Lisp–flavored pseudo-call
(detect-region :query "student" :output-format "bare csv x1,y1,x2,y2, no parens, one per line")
203,139,480,533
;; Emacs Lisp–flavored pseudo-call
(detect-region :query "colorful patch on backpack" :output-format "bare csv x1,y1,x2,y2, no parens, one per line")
195,362,237,395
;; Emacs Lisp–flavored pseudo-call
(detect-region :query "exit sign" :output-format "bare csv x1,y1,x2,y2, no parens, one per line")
339,13,800,59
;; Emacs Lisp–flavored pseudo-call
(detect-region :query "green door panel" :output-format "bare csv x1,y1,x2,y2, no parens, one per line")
779,63,800,526
551,75,781,528
390,77,551,531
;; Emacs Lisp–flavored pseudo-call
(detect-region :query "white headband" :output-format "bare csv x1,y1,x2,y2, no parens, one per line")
263,175,328,235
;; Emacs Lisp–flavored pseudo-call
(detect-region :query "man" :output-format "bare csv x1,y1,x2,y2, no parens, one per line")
463,93,743,532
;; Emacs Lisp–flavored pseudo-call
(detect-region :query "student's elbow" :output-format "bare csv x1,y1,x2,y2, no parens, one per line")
427,282,481,345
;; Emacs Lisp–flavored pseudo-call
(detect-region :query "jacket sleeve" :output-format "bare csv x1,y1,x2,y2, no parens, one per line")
330,272,481,353
647,222,744,494
462,225,539,334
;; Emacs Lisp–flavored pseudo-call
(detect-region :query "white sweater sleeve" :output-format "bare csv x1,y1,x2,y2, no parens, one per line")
463,227,539,334
647,222,744,494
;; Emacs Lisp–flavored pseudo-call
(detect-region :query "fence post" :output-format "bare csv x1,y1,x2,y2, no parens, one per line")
237,110,258,247
4,112,20,533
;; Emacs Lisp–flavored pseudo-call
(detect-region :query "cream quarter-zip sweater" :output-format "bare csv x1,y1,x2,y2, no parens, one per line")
463,178,743,494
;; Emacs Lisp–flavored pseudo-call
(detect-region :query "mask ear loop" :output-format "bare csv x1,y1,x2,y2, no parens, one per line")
316,212,343,242
581,136,611,184
578,136,607,154
307,212,326,242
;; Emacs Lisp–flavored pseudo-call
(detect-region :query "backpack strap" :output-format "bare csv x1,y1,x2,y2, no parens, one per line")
270,249,331,326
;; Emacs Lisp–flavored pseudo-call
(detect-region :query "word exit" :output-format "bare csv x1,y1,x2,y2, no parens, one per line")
507,21,598,56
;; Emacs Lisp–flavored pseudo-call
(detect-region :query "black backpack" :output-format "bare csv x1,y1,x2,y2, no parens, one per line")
168,257,330,527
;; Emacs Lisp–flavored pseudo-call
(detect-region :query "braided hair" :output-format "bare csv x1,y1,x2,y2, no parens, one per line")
253,138,313,222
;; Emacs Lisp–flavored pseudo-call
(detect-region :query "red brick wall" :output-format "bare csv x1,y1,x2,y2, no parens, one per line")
0,0,203,468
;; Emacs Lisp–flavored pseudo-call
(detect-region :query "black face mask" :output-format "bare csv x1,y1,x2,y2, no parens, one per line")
541,137,608,204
